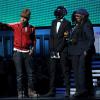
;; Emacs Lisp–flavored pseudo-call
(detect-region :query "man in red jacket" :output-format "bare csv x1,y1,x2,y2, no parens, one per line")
0,9,38,98
12,9,38,98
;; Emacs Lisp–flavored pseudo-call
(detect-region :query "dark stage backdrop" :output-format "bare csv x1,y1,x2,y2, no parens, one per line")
35,25,100,55
0,0,100,26
1,25,100,57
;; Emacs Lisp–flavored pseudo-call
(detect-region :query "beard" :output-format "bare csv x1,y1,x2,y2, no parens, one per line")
22,21,28,27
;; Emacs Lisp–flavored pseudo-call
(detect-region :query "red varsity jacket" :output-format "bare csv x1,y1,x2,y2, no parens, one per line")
9,22,36,50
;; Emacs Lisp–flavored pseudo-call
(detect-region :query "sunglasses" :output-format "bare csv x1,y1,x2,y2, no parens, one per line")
75,14,82,17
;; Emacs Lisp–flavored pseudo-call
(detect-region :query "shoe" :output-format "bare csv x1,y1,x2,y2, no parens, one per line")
18,91,28,98
65,94,70,97
65,94,70,100
71,92,88,100
42,92,56,97
18,91,23,98
28,88,39,98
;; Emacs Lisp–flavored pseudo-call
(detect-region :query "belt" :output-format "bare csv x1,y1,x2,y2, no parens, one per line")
14,50,29,53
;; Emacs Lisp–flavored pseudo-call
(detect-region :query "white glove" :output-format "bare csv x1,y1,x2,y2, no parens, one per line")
50,52,56,58
55,52,60,59
84,51,87,56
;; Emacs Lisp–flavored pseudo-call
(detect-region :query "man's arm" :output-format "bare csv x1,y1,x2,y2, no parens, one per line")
29,26,36,55
0,22,13,31
83,22,95,52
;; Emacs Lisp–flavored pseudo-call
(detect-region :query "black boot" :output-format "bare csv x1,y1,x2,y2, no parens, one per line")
43,88,56,97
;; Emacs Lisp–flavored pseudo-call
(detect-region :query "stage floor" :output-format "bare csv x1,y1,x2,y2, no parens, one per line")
0,97,99,100
0,87,100,100
0,95,100,100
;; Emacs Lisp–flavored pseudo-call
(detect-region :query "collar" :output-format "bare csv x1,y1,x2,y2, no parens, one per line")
58,18,63,22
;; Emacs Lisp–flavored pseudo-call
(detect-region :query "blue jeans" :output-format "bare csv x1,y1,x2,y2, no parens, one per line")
13,51,35,91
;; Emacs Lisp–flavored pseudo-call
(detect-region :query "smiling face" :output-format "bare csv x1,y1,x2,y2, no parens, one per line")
75,13,84,23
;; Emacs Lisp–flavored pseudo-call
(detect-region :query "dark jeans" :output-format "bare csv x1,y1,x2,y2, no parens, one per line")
13,51,35,92
49,53,70,95
71,54,86,94
85,53,94,95
60,53,70,95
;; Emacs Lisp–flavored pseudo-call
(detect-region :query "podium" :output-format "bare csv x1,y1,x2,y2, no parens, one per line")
0,31,13,59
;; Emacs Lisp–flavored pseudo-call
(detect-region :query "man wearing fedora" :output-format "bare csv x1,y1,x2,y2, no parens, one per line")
0,9,38,98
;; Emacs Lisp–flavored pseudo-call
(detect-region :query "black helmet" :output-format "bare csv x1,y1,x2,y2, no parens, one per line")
54,6,67,19
75,8,89,17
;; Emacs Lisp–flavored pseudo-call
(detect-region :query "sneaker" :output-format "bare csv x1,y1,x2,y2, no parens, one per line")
28,88,39,97
18,91,23,98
